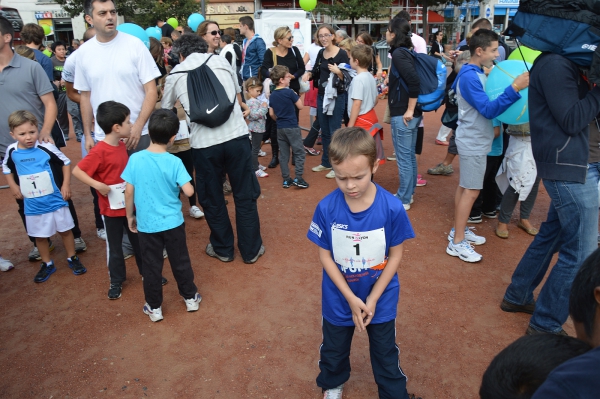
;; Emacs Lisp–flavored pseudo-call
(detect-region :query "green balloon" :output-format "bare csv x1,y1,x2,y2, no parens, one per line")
508,45,541,64
299,0,317,11
167,18,179,29
41,24,51,36
42,48,52,57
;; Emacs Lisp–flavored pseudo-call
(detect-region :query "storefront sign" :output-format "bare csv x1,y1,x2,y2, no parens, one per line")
35,10,71,19
497,0,519,4
206,2,254,15
209,13,253,28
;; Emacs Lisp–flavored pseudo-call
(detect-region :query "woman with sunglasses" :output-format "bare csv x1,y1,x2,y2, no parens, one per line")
303,24,349,179
197,20,222,54
260,26,306,168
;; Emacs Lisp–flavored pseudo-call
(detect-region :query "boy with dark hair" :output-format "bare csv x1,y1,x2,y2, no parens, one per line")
307,127,416,399
446,29,529,263
530,248,600,398
72,101,145,300
269,65,308,189
480,334,591,399
3,110,86,283
122,109,200,322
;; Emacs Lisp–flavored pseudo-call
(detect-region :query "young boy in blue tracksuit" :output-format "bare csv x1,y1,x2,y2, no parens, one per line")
446,29,529,263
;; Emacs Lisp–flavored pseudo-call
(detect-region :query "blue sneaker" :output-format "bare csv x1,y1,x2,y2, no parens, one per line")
34,262,56,283
282,178,293,189
67,255,87,275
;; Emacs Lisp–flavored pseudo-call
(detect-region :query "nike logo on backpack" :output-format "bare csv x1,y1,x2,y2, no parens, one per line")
206,105,219,114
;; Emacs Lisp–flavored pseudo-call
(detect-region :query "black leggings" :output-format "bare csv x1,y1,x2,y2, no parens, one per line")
172,149,197,207
303,117,321,148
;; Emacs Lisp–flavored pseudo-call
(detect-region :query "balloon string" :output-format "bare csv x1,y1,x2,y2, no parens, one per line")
515,39,531,72
494,64,516,79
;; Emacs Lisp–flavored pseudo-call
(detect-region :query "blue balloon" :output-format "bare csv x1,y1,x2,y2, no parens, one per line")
117,23,150,49
146,26,162,41
188,13,205,33
485,60,532,125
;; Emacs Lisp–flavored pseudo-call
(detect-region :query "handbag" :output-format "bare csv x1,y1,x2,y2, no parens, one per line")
441,108,458,130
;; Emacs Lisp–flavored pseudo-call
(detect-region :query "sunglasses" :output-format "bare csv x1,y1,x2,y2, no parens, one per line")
209,30,222,36
285,36,293,41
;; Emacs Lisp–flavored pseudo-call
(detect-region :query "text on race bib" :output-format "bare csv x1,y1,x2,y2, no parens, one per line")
20,171,55,198
107,182,126,210
332,227,386,273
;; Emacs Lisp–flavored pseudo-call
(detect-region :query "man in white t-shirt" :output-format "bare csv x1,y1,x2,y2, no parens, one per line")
75,0,160,153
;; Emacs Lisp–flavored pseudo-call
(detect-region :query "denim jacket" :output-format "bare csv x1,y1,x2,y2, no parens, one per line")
241,34,266,80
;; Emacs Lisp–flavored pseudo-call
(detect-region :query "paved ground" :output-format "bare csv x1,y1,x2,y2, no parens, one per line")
0,101,559,398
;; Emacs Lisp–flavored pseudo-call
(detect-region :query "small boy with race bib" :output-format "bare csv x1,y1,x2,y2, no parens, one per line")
72,101,143,300
3,110,86,283
306,127,416,399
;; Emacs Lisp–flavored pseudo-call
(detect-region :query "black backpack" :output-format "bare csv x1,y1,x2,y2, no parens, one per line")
170,54,234,128
498,37,513,60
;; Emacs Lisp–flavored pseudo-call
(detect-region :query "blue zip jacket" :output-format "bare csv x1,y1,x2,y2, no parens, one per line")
241,34,266,80
529,53,600,183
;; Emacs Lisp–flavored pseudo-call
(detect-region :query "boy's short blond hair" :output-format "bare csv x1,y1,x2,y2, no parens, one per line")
8,110,38,131
270,65,289,86
350,44,373,69
329,127,377,168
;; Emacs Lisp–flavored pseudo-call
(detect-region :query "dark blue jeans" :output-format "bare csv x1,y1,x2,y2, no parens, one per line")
192,136,263,262
317,318,410,399
317,93,347,168
503,163,600,333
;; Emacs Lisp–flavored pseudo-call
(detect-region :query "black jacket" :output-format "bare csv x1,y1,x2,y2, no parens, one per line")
530,53,600,182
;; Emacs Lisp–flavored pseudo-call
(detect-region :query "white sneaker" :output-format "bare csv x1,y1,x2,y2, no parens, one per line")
0,256,14,272
189,206,204,219
258,149,267,157
255,169,269,178
323,384,344,399
97,228,107,241
163,248,168,259
410,195,414,204
312,164,332,172
258,164,267,171
447,227,486,245
143,303,164,322
403,203,410,211
325,170,336,179
386,152,396,161
446,239,482,263
184,293,202,312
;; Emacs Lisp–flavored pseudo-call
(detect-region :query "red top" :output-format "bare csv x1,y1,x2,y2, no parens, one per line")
76,141,129,217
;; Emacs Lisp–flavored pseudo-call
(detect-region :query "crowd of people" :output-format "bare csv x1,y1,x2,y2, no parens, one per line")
1,0,599,397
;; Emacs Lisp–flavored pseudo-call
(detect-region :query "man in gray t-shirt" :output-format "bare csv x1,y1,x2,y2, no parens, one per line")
0,17,57,158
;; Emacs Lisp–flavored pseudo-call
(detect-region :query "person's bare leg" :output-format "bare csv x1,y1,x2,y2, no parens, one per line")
454,187,480,243
442,153,456,166
519,219,535,230
35,238,51,263
59,230,76,257
497,221,509,234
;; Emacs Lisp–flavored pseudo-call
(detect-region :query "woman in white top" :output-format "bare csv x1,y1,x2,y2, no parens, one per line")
301,34,325,156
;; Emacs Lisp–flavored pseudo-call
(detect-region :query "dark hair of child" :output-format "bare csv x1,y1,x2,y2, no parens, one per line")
148,108,180,145
96,101,131,136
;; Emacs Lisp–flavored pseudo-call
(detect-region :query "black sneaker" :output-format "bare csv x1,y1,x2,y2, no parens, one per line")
468,215,482,224
500,299,535,314
292,177,309,189
161,276,168,286
67,255,87,275
108,283,122,299
34,262,56,283
282,178,293,189
483,211,497,219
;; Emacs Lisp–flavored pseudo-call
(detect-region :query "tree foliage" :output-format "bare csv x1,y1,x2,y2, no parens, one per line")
316,0,394,37
53,0,200,28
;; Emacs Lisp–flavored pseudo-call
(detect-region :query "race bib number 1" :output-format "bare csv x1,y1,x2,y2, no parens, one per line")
332,227,386,273
20,171,54,198
107,182,126,210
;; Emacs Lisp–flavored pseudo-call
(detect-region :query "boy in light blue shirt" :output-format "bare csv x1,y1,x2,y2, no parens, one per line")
121,109,201,322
